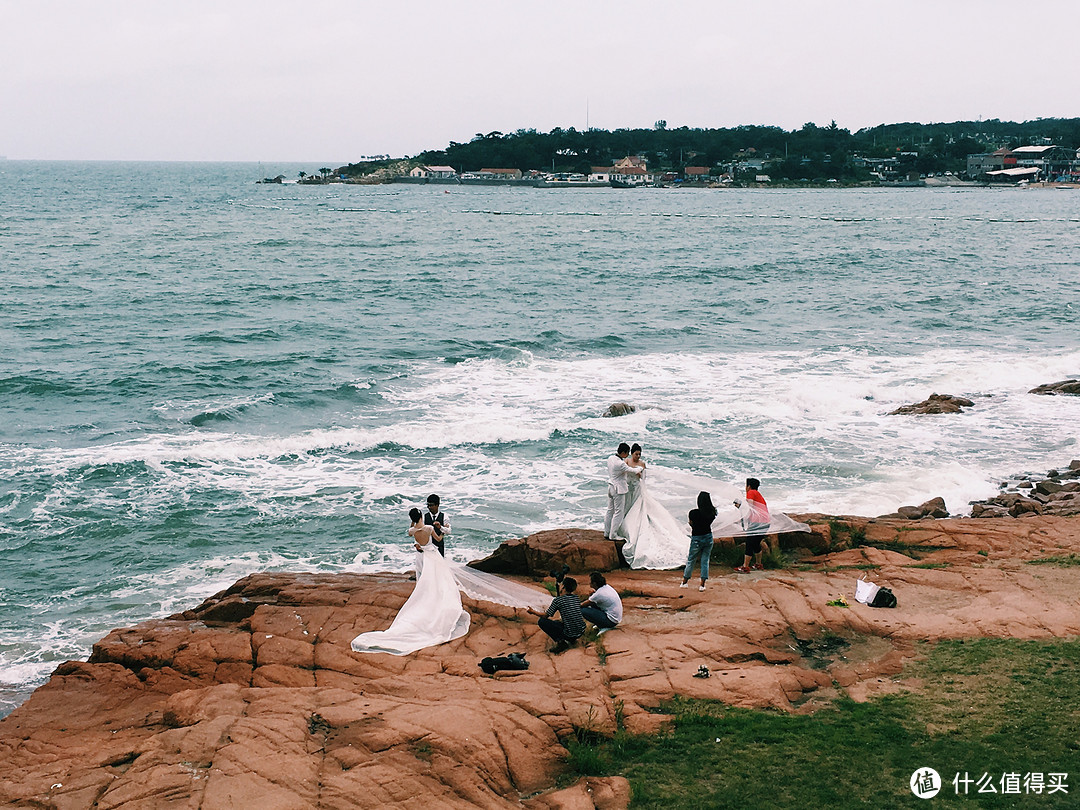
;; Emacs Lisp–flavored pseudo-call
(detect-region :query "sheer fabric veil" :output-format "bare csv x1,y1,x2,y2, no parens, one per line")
621,466,810,569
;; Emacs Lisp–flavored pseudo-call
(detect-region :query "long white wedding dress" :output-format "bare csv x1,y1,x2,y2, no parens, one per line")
351,542,471,656
351,539,551,656
621,473,691,569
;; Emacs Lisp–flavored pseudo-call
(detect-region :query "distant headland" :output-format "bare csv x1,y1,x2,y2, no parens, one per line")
276,118,1080,189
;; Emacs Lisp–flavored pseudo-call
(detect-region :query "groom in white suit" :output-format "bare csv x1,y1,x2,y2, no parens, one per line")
604,442,643,541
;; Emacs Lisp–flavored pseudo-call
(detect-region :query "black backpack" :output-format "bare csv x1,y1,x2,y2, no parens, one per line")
479,652,529,674
869,587,897,608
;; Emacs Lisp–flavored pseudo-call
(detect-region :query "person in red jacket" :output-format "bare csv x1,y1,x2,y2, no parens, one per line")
735,477,771,573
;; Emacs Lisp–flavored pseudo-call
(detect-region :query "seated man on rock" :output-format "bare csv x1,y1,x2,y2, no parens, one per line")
528,576,586,653
580,572,622,633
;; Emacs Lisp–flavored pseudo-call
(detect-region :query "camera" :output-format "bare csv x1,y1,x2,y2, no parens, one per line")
549,563,570,582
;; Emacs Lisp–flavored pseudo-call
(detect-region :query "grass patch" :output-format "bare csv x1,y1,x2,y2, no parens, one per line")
710,538,788,570
828,519,867,547
1027,554,1080,567
819,563,881,573
852,537,940,559
908,561,951,570
570,638,1080,808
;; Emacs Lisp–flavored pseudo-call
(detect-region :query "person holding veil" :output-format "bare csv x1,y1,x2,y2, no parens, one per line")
734,477,771,573
351,508,470,656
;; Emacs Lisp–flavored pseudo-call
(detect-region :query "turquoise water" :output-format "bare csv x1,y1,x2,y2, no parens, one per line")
1,161,1079,713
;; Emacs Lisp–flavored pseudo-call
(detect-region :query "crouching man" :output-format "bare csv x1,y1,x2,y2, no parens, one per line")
581,572,622,631
528,576,586,653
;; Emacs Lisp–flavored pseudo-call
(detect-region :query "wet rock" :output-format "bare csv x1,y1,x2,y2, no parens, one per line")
888,393,975,415
1029,380,1080,396
468,529,623,576
970,502,1009,518
601,403,636,417
969,463,1080,518
894,497,948,520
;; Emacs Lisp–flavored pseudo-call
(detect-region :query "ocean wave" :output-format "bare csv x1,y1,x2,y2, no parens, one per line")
0,375,86,397
189,329,283,345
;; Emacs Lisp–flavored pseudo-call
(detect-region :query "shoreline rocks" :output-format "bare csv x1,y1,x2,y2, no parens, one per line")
969,460,1080,518
5,515,1080,808
1028,379,1080,396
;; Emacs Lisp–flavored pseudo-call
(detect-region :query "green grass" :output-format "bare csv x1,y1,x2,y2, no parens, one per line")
828,519,868,547
1027,554,1080,567
710,538,788,570
569,638,1080,808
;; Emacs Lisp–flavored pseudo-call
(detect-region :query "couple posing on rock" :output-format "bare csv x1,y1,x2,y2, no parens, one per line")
603,442,646,541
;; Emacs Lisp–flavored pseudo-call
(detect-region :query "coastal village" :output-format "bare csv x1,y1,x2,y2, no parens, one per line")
277,139,1080,189
399,144,1080,188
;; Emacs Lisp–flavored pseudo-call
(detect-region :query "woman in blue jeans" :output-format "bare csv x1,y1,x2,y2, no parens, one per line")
681,491,717,591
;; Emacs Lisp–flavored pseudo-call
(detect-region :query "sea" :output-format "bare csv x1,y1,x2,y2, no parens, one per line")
1,161,1078,715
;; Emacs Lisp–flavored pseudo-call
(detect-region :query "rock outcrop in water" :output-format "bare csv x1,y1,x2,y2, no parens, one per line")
601,403,636,417
888,393,975,415
4,515,1080,808
1028,379,1080,396
877,496,950,520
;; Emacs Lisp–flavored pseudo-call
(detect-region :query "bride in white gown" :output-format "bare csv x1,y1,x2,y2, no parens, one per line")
351,508,471,655
621,461,693,570
351,509,551,656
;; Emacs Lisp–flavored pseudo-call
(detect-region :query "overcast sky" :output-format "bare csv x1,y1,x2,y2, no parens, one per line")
1,0,1076,162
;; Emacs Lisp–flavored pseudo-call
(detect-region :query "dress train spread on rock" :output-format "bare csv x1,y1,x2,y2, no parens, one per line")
351,543,470,656
351,544,550,655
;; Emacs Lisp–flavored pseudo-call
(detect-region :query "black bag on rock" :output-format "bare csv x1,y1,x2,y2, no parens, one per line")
479,652,530,674
869,587,897,608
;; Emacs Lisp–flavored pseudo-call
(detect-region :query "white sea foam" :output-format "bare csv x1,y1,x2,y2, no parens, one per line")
3,346,1078,529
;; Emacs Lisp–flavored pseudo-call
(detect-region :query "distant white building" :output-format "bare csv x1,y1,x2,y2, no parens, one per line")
409,165,458,179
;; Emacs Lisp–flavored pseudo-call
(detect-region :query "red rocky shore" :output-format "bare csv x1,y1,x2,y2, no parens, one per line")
3,514,1080,809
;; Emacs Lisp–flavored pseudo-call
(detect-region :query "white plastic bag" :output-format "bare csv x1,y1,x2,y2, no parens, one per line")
855,576,880,605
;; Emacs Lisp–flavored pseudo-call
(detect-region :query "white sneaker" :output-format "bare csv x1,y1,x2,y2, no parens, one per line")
699,585,706,592
679,582,689,589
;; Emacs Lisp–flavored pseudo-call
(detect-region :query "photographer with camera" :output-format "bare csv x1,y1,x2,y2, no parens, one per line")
527,565,585,653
